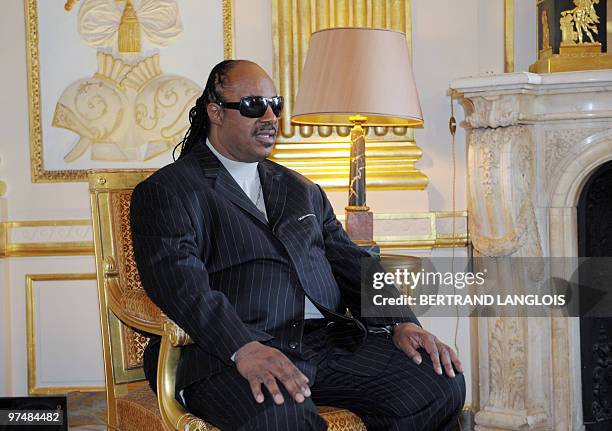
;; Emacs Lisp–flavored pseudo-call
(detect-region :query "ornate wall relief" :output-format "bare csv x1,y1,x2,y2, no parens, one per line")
461,94,522,129
54,0,198,163
25,0,234,182
468,126,541,257
53,51,200,162
488,317,526,411
543,127,608,195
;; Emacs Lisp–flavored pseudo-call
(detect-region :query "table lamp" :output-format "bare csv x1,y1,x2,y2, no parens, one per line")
292,27,423,249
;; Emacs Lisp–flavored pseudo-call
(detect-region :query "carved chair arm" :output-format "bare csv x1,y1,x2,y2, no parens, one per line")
157,320,213,431
165,319,194,347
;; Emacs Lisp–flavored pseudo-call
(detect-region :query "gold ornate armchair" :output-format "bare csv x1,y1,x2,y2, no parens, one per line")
89,169,366,431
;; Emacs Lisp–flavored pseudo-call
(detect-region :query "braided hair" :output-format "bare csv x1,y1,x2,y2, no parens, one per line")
173,59,241,161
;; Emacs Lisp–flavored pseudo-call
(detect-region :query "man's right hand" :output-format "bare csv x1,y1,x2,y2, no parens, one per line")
234,341,312,405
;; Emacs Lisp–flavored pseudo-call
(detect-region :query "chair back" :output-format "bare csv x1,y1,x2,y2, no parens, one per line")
89,169,162,427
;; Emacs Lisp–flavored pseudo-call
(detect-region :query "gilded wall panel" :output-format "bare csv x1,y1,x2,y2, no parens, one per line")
26,273,103,394
0,220,93,257
0,214,467,255
271,0,428,190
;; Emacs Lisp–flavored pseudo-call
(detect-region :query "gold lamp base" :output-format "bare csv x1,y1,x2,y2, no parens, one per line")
344,116,377,247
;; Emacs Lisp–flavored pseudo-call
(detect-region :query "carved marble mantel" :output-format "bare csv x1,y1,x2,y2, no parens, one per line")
450,70,612,431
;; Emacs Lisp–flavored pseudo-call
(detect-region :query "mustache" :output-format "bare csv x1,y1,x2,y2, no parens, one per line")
253,124,277,135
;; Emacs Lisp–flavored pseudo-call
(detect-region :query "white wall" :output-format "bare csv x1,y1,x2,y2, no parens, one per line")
234,0,274,73
515,0,538,72
0,0,537,404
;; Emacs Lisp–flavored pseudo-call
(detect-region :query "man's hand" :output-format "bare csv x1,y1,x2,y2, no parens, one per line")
234,341,312,405
392,323,464,378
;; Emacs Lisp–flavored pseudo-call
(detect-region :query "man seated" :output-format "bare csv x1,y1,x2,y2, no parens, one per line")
130,59,465,431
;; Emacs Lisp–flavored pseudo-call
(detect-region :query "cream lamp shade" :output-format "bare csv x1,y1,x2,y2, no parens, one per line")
291,27,423,127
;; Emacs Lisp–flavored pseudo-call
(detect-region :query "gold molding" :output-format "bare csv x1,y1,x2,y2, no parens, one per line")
0,219,93,257
271,138,428,190
0,212,467,257
24,0,235,183
6,220,91,227
504,0,515,73
223,0,235,59
26,273,104,395
5,243,93,257
0,222,6,257
270,0,427,191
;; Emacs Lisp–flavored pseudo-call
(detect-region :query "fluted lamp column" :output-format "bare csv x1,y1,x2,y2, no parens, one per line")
292,27,423,248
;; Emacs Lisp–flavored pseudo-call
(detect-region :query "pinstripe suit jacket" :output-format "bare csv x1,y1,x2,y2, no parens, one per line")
130,140,418,393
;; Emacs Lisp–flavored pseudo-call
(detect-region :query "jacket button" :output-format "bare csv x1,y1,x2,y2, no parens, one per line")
291,320,300,328
288,340,299,349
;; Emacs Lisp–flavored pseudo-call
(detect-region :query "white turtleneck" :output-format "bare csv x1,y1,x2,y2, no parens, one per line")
206,140,324,325
206,139,267,218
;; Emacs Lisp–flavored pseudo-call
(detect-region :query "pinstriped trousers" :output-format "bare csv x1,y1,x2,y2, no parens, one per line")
183,326,465,431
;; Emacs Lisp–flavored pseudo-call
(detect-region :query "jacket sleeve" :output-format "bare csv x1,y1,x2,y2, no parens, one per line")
316,184,421,327
130,180,272,365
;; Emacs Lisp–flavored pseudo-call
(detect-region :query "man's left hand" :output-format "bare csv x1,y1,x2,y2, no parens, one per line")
392,322,464,378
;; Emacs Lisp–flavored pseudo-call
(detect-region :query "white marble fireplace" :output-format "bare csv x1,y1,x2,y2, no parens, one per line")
451,70,612,431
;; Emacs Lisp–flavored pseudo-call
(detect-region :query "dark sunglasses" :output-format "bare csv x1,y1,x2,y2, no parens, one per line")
217,96,284,118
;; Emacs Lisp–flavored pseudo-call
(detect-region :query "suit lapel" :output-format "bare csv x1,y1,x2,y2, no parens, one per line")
216,169,269,226
194,140,269,226
258,160,287,230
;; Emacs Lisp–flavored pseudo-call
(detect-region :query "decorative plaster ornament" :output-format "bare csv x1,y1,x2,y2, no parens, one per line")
77,0,182,52
53,52,200,162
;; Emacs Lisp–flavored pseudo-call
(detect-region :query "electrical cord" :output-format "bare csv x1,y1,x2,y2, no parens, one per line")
449,94,460,358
